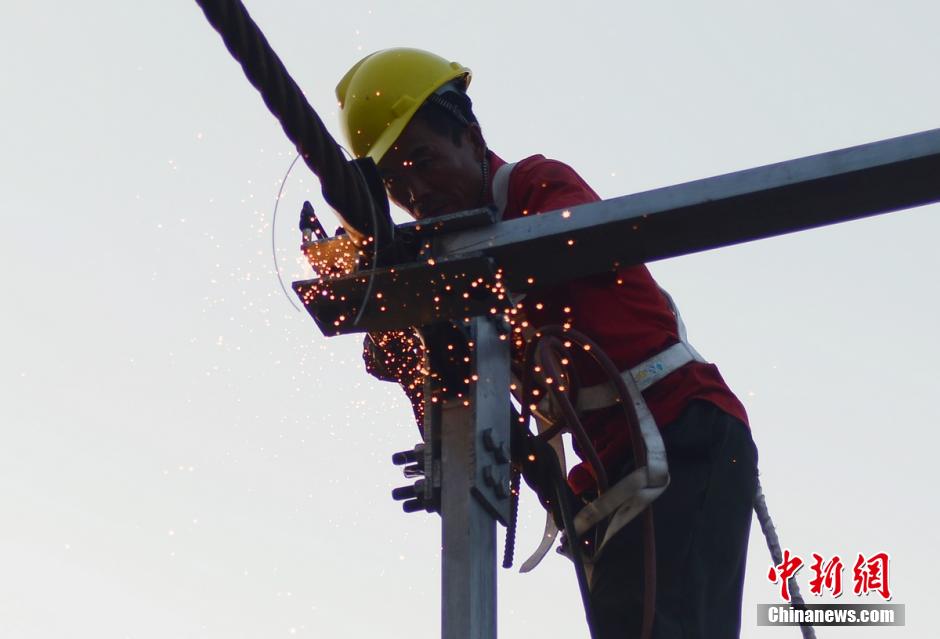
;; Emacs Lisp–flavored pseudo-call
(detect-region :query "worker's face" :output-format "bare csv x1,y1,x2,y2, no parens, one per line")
377,116,486,220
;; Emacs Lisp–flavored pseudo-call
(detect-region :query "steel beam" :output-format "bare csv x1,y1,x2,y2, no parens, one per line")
434,127,940,290
439,317,510,639
295,128,940,334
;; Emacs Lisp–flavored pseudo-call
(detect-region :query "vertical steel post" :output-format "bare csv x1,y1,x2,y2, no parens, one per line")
439,317,511,639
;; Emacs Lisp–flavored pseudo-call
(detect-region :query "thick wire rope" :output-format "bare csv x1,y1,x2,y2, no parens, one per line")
194,0,374,236
755,477,817,639
347,155,381,327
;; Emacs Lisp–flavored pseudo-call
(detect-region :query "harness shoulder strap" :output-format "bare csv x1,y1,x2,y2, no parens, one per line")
491,161,517,220
657,286,706,362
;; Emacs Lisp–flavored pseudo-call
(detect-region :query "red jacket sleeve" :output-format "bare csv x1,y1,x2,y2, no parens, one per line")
508,158,602,218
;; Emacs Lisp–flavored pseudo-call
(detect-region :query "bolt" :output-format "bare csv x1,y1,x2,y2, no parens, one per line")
482,428,496,451
482,465,496,487
494,478,508,499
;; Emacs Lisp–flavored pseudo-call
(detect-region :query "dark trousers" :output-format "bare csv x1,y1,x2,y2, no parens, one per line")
587,400,758,639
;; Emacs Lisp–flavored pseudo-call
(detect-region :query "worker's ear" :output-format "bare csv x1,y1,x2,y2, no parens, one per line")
465,123,486,162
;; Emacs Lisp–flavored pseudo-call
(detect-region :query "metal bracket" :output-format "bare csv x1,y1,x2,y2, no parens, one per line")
466,317,512,525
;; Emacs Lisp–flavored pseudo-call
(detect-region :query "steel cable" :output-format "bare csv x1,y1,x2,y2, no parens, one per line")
755,478,817,639
193,0,373,239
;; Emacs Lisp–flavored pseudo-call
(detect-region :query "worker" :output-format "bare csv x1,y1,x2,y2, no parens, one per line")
337,47,759,639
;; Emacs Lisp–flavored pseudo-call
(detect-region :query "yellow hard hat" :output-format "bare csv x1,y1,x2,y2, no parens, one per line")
336,48,471,163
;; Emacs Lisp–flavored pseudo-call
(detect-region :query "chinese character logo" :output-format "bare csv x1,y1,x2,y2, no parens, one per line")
809,553,844,597
768,550,893,602
853,552,892,600
767,549,804,602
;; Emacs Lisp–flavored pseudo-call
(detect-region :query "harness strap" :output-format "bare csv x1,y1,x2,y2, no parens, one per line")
517,354,672,567
581,355,669,560
573,287,706,413
491,160,528,310
491,160,516,220
573,465,669,545
575,341,698,412
659,286,706,361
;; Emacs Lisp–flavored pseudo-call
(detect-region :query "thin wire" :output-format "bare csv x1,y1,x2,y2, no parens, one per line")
272,153,303,313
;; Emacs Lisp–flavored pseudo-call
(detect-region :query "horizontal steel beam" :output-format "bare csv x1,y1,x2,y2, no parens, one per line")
295,128,940,334
435,127,940,291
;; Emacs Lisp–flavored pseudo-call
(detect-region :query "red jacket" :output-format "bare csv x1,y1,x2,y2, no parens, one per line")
489,151,749,495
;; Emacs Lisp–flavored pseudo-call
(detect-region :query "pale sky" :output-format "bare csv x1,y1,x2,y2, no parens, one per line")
2,1,938,637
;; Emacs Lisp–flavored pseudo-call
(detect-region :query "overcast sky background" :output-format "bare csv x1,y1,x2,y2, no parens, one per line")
2,1,938,637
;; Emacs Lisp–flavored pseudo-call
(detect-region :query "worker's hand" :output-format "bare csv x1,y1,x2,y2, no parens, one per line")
363,333,392,382
363,330,426,384
363,330,427,434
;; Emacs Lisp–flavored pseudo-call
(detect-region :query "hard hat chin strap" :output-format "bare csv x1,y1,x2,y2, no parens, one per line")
425,91,474,127
424,84,488,208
